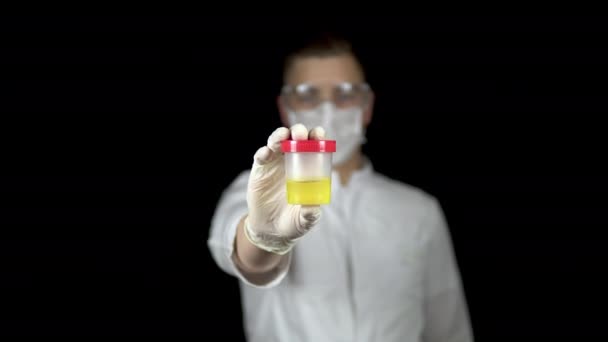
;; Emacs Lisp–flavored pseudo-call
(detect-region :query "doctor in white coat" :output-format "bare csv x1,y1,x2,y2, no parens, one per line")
208,32,474,342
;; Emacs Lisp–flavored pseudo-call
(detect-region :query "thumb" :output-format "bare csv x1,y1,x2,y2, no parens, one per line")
253,146,274,166
297,205,321,233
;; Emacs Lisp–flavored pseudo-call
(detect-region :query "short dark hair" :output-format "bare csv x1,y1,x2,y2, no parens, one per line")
282,31,365,82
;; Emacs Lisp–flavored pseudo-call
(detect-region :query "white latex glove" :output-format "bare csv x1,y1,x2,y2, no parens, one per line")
244,123,326,255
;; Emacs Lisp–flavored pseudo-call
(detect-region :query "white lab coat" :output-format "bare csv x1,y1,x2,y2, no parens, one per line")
207,158,474,342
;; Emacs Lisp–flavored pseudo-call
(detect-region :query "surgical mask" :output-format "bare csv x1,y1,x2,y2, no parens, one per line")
287,101,365,165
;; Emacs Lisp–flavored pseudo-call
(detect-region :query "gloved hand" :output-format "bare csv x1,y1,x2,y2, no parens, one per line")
244,123,326,255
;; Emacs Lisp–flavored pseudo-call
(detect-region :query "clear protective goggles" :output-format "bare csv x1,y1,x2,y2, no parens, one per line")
281,82,372,111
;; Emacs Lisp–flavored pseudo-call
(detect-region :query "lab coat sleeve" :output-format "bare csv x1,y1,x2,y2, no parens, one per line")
207,170,292,288
421,197,474,342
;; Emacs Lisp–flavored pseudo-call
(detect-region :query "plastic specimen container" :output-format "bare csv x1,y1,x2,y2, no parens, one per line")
281,139,336,205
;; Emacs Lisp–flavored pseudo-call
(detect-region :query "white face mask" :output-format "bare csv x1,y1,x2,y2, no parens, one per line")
287,102,365,165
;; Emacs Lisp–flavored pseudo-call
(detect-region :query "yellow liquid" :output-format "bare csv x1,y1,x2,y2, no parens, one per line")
286,178,331,205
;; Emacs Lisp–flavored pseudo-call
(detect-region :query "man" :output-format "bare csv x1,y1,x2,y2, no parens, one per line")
207,32,474,341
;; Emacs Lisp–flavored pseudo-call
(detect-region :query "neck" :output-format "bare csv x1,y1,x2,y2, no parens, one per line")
334,150,364,186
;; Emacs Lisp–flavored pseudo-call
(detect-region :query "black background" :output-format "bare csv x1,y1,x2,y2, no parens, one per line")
1,15,607,339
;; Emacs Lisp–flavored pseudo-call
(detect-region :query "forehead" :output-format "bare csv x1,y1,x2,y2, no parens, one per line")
285,54,365,86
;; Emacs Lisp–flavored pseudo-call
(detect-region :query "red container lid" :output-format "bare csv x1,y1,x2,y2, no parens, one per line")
281,140,336,153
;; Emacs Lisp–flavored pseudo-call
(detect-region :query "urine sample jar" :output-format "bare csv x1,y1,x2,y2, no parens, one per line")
281,139,336,205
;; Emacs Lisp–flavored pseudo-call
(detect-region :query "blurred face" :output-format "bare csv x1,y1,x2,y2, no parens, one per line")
278,54,374,128
278,54,375,165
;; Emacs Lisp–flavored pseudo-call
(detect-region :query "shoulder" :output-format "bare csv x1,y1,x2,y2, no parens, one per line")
227,169,250,190
353,170,447,245
353,171,445,233
362,172,439,214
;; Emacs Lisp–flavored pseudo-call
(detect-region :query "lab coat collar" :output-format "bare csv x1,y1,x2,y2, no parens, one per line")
331,154,374,190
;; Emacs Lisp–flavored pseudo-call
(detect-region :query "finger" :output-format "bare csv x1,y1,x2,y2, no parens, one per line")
298,205,321,232
290,123,308,141
267,127,290,153
308,126,325,140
